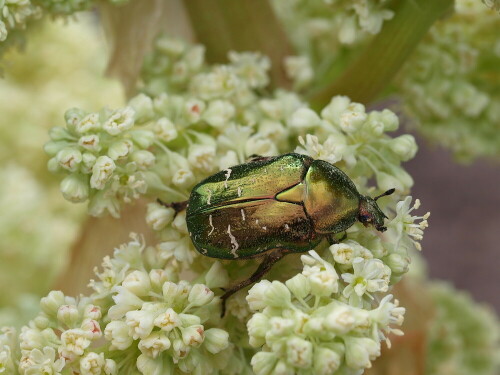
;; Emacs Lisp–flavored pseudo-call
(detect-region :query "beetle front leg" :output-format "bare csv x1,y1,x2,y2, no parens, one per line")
327,232,347,245
220,249,287,317
156,199,188,217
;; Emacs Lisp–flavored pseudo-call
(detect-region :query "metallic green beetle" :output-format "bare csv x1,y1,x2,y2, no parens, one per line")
162,153,394,314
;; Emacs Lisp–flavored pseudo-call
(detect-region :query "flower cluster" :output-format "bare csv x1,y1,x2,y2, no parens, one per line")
273,0,394,49
42,37,431,373
0,235,240,374
246,251,405,374
293,96,416,193
395,0,500,161
0,0,127,58
426,282,500,375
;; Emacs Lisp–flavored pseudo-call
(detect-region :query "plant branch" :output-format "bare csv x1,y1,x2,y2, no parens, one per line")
308,0,454,109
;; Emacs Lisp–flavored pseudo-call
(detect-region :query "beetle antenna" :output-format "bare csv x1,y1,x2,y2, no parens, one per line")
374,188,395,201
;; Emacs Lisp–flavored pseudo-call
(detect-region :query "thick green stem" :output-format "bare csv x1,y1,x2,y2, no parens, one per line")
308,0,454,109
183,0,294,89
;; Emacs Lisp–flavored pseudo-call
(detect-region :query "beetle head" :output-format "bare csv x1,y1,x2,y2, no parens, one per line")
358,189,395,232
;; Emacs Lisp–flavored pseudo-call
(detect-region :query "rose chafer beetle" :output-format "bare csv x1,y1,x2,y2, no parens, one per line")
161,153,394,315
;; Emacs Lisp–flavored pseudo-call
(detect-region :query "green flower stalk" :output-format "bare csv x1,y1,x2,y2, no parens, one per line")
395,0,500,161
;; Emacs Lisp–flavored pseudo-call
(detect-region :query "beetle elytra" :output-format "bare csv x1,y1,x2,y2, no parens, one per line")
160,153,394,315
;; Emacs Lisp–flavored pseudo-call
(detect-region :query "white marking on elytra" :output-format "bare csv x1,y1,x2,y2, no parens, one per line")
206,188,213,205
237,186,242,197
241,209,246,221
262,226,267,231
200,248,208,255
227,225,239,258
255,219,259,225
208,215,215,235
224,168,232,189
284,224,290,231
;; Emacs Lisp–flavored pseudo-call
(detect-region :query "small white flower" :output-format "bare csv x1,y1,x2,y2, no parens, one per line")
188,284,214,307
57,148,82,172
122,270,151,297
103,107,136,135
76,113,101,134
203,100,235,128
341,258,391,306
288,107,321,129
286,337,313,368
155,117,178,142
188,144,216,172
138,331,171,358
203,328,229,354
57,305,79,326
108,140,133,160
80,352,106,375
60,174,89,203
181,325,205,347
78,134,101,151
146,203,175,231
154,308,181,332
344,336,381,370
296,134,344,164
104,321,133,350
125,309,155,340
59,329,92,361
90,156,116,190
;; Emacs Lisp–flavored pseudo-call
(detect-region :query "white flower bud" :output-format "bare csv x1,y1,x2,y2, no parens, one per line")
78,134,100,151
57,148,82,172
203,328,229,354
181,325,204,347
125,310,155,340
122,270,152,296
203,100,235,128
339,15,358,44
339,103,367,133
76,113,101,134
60,174,89,203
385,253,410,274
178,313,201,327
155,117,178,142
286,337,313,368
344,336,381,369
103,107,135,135
184,99,206,123
263,281,291,308
284,55,313,88
81,318,102,339
269,317,295,337
313,346,341,375
146,203,175,231
49,126,72,141
218,150,239,170
104,321,133,350
172,168,195,188
57,305,79,326
375,171,405,193
130,129,155,148
83,305,102,320
321,96,351,124
379,109,399,131
131,150,155,170
81,152,97,173
90,156,116,190
188,144,216,172
47,157,60,173
204,261,229,289
80,352,106,375
251,352,278,375
172,211,188,234
391,134,417,161
245,136,277,157
104,359,117,375
108,140,133,160
247,280,272,311
40,291,65,316
65,107,87,131
138,331,171,358
188,284,214,307
129,93,154,123
324,305,357,334
309,270,338,296
247,313,269,347
154,308,181,332
289,108,321,129
285,273,310,299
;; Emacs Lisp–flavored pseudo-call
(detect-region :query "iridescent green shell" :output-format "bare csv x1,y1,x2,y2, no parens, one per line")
186,153,361,259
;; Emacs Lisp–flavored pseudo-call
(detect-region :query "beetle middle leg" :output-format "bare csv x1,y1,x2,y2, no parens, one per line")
157,199,188,217
220,249,287,317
